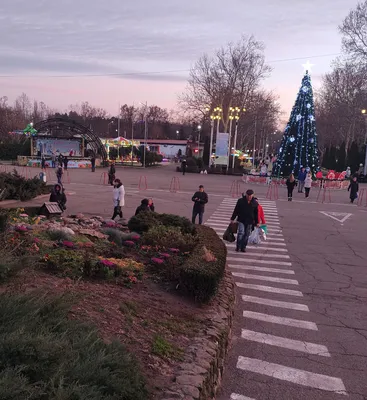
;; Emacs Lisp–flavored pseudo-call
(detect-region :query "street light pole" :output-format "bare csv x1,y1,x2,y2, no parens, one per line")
227,113,233,170
209,117,214,164
232,118,239,169
252,115,257,167
117,103,120,138
197,125,202,157
363,109,367,176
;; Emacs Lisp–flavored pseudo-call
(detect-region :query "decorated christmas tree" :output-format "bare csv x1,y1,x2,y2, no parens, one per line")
274,68,319,177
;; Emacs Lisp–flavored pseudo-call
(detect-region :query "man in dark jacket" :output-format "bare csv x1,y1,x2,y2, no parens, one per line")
135,199,150,216
49,184,67,211
298,167,307,193
191,185,208,225
231,189,259,252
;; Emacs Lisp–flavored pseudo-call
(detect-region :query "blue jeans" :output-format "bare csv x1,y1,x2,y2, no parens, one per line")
237,222,252,250
192,209,203,224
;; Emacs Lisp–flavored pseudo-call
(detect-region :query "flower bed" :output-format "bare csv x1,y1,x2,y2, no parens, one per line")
0,208,229,398
129,211,227,302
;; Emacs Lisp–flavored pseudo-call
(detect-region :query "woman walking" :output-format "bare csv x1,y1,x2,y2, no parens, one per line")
304,172,312,198
112,178,125,220
286,173,297,201
348,176,359,203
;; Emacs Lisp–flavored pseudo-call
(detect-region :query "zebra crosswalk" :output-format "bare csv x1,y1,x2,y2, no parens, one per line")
206,197,347,399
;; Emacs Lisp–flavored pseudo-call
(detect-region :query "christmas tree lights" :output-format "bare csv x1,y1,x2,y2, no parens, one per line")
274,71,319,177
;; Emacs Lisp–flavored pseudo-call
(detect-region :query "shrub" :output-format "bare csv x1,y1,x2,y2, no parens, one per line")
0,211,9,232
128,211,195,235
103,228,140,246
44,249,85,277
143,225,196,252
179,225,227,303
128,212,159,234
158,214,196,235
0,170,50,201
0,292,148,399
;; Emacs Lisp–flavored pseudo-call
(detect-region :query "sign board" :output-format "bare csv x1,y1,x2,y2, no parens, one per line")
216,132,229,165
320,211,352,224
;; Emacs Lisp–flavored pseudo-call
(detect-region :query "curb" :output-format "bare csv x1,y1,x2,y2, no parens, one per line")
161,268,235,400
0,194,50,208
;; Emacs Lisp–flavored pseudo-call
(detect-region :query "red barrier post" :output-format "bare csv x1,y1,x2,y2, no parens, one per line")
99,172,108,185
138,175,148,191
229,180,241,198
64,170,71,184
169,177,180,193
357,188,365,207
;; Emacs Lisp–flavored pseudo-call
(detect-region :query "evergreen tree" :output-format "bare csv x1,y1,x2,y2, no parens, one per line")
336,143,346,171
274,71,319,176
322,147,330,169
203,136,210,166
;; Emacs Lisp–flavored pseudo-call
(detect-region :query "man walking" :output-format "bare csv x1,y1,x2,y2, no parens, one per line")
298,167,307,193
231,189,259,252
191,185,208,225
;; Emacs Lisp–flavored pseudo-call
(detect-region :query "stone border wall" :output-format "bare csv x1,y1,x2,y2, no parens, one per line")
161,268,235,400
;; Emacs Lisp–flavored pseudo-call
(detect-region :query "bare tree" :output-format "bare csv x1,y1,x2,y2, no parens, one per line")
339,0,367,61
317,60,367,157
180,35,271,132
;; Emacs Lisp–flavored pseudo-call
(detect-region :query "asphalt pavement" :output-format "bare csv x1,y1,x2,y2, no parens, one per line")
213,194,367,400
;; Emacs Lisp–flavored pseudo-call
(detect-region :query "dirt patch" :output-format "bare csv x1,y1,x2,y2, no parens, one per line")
3,269,211,398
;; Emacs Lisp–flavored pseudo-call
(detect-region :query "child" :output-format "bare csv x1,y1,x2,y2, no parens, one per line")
304,172,312,198
348,176,359,203
286,173,297,201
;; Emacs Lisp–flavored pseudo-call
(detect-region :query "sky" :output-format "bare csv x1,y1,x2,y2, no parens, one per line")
0,0,360,120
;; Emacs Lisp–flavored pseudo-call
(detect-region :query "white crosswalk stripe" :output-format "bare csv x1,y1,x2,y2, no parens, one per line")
233,272,299,285
230,394,256,400
241,329,331,357
229,265,295,274
227,252,290,259
208,197,346,398
236,357,347,395
236,282,304,297
242,311,318,330
228,258,292,266
241,295,309,311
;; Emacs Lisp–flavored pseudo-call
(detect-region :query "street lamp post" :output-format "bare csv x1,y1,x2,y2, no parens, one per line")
209,107,222,165
227,107,235,170
197,125,202,156
362,109,367,176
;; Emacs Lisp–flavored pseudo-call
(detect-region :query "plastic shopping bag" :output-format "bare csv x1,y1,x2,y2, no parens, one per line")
248,227,261,245
260,224,267,234
259,227,267,241
223,224,236,243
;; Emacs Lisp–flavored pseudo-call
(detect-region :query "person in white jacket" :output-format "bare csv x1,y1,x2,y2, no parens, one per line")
304,172,312,198
112,178,125,220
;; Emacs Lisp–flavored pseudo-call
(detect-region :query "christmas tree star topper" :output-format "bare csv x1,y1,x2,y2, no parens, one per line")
302,60,314,73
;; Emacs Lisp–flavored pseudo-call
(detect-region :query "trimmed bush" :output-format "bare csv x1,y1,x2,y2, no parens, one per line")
179,225,227,303
0,170,50,201
0,292,148,399
128,212,195,235
143,225,196,252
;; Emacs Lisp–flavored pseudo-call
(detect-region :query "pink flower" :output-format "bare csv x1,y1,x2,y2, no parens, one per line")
151,257,164,265
100,259,116,268
62,241,75,248
131,235,140,241
34,237,41,243
168,248,180,253
159,253,171,258
19,213,29,217
15,225,28,232
123,240,135,247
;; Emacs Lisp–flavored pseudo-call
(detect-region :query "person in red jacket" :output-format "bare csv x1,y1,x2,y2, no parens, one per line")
253,198,266,225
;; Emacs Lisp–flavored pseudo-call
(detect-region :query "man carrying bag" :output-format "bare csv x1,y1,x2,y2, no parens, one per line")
230,189,259,252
